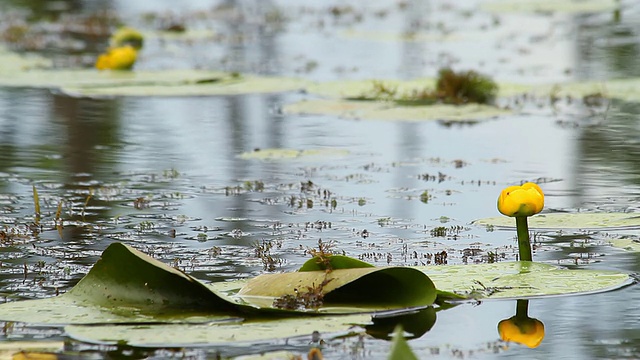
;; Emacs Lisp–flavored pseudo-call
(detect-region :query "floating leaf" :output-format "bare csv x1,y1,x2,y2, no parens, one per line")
306,78,436,100
60,75,309,97
283,99,511,122
64,313,370,348
0,242,239,325
238,148,350,161
238,266,437,312
482,0,618,13
421,261,632,299
0,45,52,72
609,239,640,252
472,212,640,230
64,307,438,348
0,243,630,330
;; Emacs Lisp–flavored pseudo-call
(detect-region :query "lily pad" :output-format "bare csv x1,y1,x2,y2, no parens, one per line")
0,243,436,324
60,75,309,97
472,212,640,230
238,266,436,312
0,243,631,330
482,0,618,13
64,306,438,348
421,261,632,299
283,99,511,122
238,148,350,161
65,313,370,348
609,239,640,252
306,78,437,100
0,46,52,72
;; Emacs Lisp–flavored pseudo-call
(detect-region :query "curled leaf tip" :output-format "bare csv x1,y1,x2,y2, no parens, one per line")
497,182,544,217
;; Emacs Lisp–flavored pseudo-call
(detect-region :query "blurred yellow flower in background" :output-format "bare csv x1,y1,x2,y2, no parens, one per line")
95,45,137,70
110,27,144,50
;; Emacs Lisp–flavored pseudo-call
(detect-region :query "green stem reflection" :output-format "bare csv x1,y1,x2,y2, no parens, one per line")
515,299,529,318
515,216,532,261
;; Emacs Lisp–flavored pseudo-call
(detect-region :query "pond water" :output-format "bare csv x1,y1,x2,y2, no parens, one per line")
1,0,640,359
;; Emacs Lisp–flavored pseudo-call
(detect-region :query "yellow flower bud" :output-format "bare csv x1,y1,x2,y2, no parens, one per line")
497,182,544,217
95,45,137,71
498,316,545,348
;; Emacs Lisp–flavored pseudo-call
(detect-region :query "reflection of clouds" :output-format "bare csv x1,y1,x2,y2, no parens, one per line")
498,300,545,349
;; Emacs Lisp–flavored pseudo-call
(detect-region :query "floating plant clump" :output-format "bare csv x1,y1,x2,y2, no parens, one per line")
347,68,498,105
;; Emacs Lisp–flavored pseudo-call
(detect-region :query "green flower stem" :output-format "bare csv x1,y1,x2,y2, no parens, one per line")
515,216,532,261
515,299,529,319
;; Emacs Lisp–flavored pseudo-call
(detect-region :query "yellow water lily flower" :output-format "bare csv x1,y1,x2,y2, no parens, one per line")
497,182,544,217
95,45,137,71
110,26,144,50
498,316,545,348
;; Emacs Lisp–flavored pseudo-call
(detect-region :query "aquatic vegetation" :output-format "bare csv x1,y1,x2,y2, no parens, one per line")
433,68,498,105
348,68,498,106
272,277,333,310
497,182,544,261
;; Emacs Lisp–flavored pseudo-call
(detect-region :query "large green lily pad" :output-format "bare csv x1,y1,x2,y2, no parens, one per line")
283,99,511,122
0,243,436,325
65,313,370,347
472,212,640,230
421,261,631,299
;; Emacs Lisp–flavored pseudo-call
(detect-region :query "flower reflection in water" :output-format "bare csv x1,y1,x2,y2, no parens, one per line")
498,300,545,349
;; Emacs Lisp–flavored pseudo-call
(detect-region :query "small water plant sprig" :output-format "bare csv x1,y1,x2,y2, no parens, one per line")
497,182,544,261
351,68,498,106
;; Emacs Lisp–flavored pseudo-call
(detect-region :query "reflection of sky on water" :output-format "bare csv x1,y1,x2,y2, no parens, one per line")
1,0,640,358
